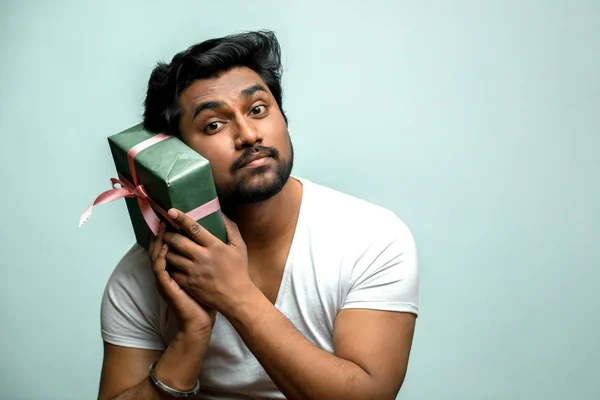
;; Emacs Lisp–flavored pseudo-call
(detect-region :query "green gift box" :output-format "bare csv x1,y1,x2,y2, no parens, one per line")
81,124,227,250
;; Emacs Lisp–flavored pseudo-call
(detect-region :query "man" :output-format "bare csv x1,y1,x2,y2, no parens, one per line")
98,30,418,400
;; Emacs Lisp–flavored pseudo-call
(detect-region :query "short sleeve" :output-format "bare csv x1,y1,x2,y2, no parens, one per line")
342,216,419,316
100,244,167,350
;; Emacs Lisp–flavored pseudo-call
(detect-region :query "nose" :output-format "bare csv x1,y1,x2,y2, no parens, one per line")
234,116,262,150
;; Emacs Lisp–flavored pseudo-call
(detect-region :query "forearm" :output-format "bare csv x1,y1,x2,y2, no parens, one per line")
111,331,210,400
109,377,161,400
222,289,385,400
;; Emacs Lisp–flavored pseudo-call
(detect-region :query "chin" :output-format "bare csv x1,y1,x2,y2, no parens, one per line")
225,163,292,205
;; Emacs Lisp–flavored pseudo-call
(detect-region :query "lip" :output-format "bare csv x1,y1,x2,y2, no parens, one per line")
238,152,271,169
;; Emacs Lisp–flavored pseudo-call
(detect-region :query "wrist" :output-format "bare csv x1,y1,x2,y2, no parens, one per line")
220,284,271,325
150,360,200,398
153,357,199,393
154,329,211,392
176,325,213,342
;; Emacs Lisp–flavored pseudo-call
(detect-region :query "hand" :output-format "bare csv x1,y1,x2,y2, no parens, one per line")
162,209,255,313
149,222,216,335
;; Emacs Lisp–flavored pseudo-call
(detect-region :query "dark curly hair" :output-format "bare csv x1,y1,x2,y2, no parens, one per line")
143,30,287,136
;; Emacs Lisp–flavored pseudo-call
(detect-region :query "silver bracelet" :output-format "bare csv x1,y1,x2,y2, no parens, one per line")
148,361,200,398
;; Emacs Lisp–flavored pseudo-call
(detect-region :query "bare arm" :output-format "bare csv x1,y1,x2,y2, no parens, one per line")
222,289,416,400
99,222,215,399
98,330,211,400
98,343,162,400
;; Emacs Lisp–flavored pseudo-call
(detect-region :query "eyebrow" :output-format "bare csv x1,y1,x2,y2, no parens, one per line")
191,84,269,121
240,84,268,98
192,101,225,121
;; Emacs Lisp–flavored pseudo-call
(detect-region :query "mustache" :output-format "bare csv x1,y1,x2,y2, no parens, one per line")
230,146,280,173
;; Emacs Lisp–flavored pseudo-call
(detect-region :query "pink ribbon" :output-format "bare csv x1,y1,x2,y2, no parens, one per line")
79,133,221,235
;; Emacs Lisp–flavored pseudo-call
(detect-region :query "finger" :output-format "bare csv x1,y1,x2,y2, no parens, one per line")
148,227,157,258
148,232,155,258
153,244,178,295
163,231,199,259
166,250,195,273
151,223,167,261
170,270,190,291
169,270,211,310
152,243,168,278
221,213,244,247
168,208,216,247
166,214,182,230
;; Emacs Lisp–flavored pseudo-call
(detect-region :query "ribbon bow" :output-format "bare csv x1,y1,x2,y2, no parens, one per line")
79,133,174,235
79,174,164,235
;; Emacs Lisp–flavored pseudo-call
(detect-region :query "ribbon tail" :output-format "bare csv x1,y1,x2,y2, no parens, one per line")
79,187,133,228
138,198,162,236
79,204,94,228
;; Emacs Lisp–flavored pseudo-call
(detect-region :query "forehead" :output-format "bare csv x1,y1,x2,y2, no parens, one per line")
179,67,268,110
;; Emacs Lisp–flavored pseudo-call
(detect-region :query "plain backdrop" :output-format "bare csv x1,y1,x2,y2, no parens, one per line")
1,1,598,399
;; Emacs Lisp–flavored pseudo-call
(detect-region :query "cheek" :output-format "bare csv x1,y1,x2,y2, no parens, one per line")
205,150,237,182
277,129,292,159
209,157,233,181
265,115,290,153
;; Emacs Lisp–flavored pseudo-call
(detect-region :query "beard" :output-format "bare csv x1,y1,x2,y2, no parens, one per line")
219,138,294,206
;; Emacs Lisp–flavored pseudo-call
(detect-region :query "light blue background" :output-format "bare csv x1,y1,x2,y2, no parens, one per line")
1,1,598,399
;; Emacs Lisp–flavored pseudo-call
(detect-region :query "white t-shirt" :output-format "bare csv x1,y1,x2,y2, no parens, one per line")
101,177,419,399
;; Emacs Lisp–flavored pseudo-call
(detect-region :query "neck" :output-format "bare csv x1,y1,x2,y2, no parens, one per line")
222,177,303,250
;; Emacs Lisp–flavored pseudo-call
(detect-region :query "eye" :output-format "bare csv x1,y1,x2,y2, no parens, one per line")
250,105,267,116
204,121,224,134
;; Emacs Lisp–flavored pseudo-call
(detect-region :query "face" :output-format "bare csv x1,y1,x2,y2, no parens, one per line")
177,67,293,205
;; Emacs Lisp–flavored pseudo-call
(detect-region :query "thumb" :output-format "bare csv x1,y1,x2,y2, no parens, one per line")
221,213,244,247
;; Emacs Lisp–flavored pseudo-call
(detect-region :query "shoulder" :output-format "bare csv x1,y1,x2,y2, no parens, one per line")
299,177,415,247
297,178,419,314
104,244,157,296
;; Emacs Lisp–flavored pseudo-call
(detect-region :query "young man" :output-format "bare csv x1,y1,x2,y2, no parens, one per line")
98,30,419,400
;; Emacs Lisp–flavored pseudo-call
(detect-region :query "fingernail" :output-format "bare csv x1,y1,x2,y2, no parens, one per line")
168,209,177,218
